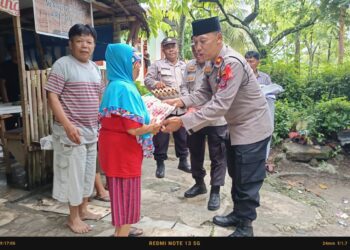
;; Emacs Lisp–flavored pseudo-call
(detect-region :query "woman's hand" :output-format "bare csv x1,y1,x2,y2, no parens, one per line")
149,119,161,135
127,119,161,136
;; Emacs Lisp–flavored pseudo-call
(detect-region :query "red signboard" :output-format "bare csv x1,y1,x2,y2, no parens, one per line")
33,0,93,39
0,0,20,16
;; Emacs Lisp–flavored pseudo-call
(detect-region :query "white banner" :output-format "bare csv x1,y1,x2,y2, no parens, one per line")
33,0,93,39
0,0,20,16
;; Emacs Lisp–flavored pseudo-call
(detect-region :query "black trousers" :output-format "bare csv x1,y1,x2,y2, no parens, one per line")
153,115,188,161
226,136,270,221
187,125,227,186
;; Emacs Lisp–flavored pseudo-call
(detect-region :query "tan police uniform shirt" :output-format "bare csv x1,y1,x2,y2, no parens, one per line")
144,58,186,115
181,59,226,127
180,45,273,145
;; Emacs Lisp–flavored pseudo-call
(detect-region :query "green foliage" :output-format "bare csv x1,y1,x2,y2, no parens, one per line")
274,97,350,144
271,62,350,144
273,100,299,144
140,0,350,147
330,145,343,158
313,97,350,138
260,60,303,103
135,81,150,96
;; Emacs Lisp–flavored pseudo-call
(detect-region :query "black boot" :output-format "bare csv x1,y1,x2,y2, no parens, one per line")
178,157,191,173
207,186,220,211
228,219,254,237
213,212,240,227
156,160,165,178
184,179,207,198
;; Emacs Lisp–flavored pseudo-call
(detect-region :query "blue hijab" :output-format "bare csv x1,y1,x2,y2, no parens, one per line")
99,43,153,157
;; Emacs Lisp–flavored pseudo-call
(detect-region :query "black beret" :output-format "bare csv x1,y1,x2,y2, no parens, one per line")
192,16,221,36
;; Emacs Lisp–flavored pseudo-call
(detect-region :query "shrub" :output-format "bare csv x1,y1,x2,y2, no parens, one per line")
312,97,350,140
273,100,300,144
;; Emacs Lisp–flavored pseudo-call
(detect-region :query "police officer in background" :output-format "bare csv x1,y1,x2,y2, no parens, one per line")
245,51,276,173
144,37,191,178
162,17,273,237
180,43,227,211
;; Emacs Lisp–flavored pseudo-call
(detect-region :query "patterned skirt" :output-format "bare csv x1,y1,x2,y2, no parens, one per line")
107,176,141,227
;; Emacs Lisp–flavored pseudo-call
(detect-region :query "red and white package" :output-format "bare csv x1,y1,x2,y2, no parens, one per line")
142,95,175,123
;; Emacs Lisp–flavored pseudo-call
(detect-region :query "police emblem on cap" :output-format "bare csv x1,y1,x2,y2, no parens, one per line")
162,37,177,46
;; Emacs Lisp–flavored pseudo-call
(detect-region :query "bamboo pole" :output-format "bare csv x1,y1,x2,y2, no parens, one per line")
13,15,31,188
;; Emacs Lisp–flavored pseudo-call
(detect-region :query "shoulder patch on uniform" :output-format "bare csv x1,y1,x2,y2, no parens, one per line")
221,64,233,81
217,65,233,90
218,81,227,90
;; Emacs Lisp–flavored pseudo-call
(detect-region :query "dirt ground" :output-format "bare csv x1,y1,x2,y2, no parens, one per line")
0,142,349,238
265,145,350,235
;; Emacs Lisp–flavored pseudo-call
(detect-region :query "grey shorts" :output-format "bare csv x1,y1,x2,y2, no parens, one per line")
52,137,97,206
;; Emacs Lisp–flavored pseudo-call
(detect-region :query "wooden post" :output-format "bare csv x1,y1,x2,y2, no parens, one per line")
34,33,48,69
113,17,121,43
13,15,30,188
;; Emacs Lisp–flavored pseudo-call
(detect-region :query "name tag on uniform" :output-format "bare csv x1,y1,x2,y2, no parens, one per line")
160,68,172,76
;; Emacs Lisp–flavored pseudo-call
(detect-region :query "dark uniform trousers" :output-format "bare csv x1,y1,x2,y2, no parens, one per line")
153,114,189,161
187,125,227,186
225,136,270,221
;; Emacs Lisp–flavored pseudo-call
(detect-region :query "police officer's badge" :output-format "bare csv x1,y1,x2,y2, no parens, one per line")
188,65,196,72
204,65,212,76
186,75,195,82
214,56,224,68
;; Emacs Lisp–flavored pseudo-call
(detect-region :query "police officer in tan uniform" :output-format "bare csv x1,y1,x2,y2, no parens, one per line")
144,37,191,178
162,17,273,237
180,43,227,211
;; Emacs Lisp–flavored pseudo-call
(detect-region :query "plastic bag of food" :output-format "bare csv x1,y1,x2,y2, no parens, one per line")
142,95,175,123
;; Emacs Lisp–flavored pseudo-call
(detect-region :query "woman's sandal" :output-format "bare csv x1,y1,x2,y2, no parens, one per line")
129,227,143,237
94,194,110,202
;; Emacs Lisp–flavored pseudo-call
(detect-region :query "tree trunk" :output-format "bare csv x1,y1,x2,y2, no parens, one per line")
177,14,186,60
327,39,331,63
338,6,346,64
294,31,301,74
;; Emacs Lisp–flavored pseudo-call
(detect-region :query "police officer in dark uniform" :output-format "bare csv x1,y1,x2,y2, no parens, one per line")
162,17,273,237
144,37,191,178
180,43,227,211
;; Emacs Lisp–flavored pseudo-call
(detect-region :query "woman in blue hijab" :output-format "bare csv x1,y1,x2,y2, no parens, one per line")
98,43,160,237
